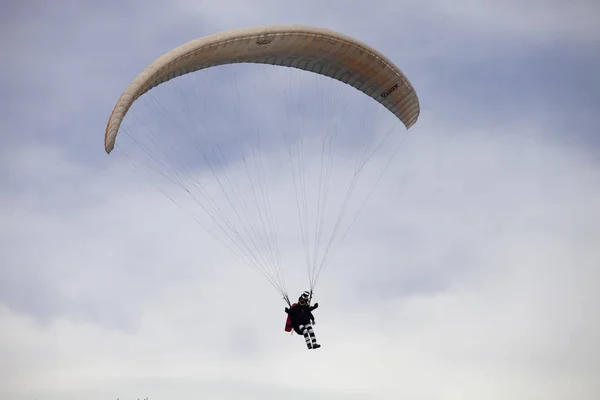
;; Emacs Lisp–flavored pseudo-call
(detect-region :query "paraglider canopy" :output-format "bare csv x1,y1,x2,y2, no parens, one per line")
105,24,419,153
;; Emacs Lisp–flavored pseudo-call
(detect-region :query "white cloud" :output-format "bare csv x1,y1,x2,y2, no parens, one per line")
3,115,600,399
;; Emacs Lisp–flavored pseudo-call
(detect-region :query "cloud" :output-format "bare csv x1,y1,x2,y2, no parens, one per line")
2,0,600,399
4,114,600,399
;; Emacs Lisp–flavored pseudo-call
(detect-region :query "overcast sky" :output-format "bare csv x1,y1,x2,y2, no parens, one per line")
2,1,600,399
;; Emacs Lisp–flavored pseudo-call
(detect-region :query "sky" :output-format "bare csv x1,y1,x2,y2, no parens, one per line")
2,0,600,399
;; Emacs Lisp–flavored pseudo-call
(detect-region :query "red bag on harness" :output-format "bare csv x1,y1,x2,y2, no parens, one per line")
284,303,297,332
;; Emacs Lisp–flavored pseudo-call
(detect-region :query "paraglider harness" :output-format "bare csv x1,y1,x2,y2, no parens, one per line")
284,291,313,334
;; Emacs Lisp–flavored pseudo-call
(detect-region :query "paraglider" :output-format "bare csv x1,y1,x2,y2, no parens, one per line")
104,25,420,336
285,291,321,349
